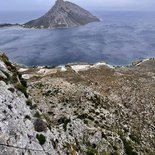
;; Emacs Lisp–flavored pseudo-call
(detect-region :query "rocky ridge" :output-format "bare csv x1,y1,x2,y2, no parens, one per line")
23,0,100,28
0,52,155,155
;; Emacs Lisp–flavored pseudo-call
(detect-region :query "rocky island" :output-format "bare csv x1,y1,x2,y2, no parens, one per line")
23,0,100,28
0,0,99,29
0,52,155,155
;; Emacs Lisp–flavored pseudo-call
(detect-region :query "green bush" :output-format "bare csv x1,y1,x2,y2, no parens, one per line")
34,111,41,118
36,134,46,145
26,99,32,107
10,72,18,83
84,119,88,125
26,99,37,109
77,113,88,120
20,77,27,88
15,83,28,98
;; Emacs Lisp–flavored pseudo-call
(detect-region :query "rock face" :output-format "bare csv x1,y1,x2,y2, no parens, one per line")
24,0,100,28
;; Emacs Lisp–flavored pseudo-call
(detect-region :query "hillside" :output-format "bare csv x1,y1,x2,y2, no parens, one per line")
0,53,155,155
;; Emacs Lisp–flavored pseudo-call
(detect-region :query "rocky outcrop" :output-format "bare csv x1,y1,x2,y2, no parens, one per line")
0,53,155,155
0,23,20,28
23,0,100,29
0,53,47,154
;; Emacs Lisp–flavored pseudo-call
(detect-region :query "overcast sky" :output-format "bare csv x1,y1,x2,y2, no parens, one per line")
0,0,155,11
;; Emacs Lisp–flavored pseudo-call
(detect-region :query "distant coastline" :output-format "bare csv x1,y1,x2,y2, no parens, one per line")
1,11,155,66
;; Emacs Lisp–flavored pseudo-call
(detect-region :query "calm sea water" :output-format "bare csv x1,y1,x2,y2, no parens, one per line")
0,11,155,66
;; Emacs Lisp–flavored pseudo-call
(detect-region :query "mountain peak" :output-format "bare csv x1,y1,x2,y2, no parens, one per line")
56,0,64,3
55,0,64,5
24,0,100,29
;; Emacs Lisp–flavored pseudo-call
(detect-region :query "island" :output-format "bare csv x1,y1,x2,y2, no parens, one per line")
23,0,100,29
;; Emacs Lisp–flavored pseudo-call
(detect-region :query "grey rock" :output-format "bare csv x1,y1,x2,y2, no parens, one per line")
24,0,100,29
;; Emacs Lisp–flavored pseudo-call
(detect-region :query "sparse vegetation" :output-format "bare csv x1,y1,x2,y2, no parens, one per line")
34,111,41,118
77,113,88,120
20,77,27,88
43,87,60,96
26,99,32,107
26,99,37,109
1,53,152,154
121,137,138,155
129,132,141,144
58,117,71,131
86,147,98,155
36,134,46,145
15,83,28,98
10,72,18,83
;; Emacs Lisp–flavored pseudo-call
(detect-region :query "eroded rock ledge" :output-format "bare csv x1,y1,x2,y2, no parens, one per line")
0,53,155,155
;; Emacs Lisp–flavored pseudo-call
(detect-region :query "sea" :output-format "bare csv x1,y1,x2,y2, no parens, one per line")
0,11,155,66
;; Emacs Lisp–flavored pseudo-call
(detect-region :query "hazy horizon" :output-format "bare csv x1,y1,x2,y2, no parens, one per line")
0,0,155,12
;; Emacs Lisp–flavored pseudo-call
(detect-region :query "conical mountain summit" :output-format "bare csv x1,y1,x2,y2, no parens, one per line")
24,0,100,28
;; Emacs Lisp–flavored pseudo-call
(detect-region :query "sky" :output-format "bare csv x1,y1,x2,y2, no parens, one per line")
0,0,155,11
